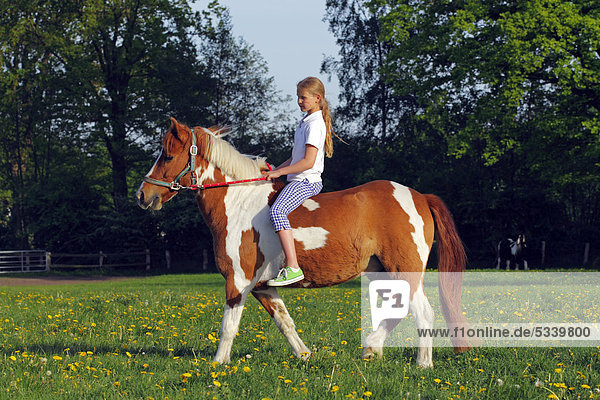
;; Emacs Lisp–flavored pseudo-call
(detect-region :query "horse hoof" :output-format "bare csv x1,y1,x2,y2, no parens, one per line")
417,360,433,368
213,355,230,364
362,347,382,360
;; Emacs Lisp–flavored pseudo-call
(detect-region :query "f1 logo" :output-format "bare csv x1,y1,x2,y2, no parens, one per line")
368,280,410,330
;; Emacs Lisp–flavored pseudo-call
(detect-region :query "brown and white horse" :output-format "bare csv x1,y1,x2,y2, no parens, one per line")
137,118,470,367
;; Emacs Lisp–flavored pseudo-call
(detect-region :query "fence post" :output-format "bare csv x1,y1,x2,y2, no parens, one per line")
145,249,151,270
540,241,546,266
202,249,208,271
583,242,590,265
165,250,171,270
46,252,51,271
99,251,105,268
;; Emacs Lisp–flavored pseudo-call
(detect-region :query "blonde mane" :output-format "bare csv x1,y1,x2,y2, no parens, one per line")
200,127,267,180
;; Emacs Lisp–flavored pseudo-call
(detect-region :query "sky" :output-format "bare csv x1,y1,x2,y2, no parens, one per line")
192,0,341,114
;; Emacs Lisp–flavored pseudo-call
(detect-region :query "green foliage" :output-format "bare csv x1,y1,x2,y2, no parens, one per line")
0,0,289,258
324,0,600,263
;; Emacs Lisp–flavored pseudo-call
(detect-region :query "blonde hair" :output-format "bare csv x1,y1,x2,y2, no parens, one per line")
297,76,339,158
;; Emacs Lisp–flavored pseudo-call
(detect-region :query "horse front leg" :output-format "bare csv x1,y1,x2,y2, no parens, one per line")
252,287,311,360
214,281,250,364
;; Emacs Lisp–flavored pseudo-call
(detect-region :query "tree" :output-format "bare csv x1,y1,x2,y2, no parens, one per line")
198,2,295,157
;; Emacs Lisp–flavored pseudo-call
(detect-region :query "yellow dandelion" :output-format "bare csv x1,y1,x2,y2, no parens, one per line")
126,352,132,358
284,379,292,384
243,366,251,373
332,385,340,392
53,356,63,361
213,380,221,387
554,368,562,373
434,378,442,383
364,391,372,397
582,384,591,389
113,382,120,387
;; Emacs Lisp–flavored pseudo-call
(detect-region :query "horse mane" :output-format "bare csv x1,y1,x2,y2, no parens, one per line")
199,126,268,180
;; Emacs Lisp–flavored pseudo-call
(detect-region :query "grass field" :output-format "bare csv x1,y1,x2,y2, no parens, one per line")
1,273,599,399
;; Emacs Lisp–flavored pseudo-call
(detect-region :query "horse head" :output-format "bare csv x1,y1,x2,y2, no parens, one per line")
137,118,209,210
137,117,270,211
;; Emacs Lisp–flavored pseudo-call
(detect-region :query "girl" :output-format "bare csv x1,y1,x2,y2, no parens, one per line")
264,77,336,286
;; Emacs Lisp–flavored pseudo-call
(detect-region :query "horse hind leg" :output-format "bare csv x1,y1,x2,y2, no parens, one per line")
410,285,434,368
363,318,401,361
251,287,311,360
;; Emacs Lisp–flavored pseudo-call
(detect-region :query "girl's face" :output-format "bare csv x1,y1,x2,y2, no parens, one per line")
297,88,321,114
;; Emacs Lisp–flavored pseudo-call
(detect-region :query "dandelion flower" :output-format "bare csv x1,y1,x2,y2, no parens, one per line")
243,366,251,373
331,385,339,392
213,380,221,387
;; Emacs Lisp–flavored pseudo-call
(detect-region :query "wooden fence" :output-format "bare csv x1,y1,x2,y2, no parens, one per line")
49,250,152,270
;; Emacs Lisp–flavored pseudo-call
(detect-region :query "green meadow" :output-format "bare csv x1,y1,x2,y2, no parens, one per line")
1,273,599,399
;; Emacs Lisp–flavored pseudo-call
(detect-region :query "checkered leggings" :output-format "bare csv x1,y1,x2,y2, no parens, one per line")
270,179,323,231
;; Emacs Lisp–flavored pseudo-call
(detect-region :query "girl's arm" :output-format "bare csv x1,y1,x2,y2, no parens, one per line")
263,145,317,180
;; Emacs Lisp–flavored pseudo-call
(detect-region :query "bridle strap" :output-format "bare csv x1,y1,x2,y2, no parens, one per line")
143,128,271,191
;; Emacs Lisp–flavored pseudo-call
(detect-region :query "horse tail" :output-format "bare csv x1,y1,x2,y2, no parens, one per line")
425,194,471,352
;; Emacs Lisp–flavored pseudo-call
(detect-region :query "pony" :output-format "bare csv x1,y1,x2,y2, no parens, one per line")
136,118,471,367
496,234,529,270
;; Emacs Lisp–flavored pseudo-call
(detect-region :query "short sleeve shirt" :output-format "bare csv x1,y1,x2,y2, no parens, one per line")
287,110,326,183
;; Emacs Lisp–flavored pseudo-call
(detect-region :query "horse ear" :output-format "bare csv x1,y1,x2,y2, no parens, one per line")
168,117,188,142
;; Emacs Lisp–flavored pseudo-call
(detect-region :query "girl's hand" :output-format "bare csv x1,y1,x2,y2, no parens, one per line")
262,170,283,181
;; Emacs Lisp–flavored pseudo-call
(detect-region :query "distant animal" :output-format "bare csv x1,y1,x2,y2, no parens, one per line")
137,118,472,368
496,234,529,270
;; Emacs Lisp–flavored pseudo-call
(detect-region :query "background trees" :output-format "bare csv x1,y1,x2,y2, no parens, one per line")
323,0,599,265
0,0,597,268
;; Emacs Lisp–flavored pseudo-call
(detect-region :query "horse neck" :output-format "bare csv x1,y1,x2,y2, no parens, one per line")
193,164,279,237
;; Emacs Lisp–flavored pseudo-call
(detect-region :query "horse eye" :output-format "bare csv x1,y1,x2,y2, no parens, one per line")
164,155,174,162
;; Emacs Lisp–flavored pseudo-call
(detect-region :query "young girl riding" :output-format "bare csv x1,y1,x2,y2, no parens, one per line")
263,77,336,286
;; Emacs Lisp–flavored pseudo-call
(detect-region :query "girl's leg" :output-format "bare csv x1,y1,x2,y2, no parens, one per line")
278,229,299,269
268,179,322,285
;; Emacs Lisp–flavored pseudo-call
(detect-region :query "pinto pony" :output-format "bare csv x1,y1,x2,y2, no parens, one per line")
137,119,470,367
496,234,529,270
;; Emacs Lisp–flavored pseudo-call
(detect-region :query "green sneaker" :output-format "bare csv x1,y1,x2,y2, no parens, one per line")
267,266,304,287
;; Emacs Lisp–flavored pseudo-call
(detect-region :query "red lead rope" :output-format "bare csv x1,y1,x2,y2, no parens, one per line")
188,162,273,191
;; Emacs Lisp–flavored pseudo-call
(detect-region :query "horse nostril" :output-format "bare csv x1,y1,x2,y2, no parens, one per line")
138,191,145,205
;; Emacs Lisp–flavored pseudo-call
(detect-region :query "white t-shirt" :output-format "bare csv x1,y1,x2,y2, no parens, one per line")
287,110,326,183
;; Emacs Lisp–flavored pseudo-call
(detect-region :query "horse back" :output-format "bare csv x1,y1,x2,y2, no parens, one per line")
280,180,436,287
